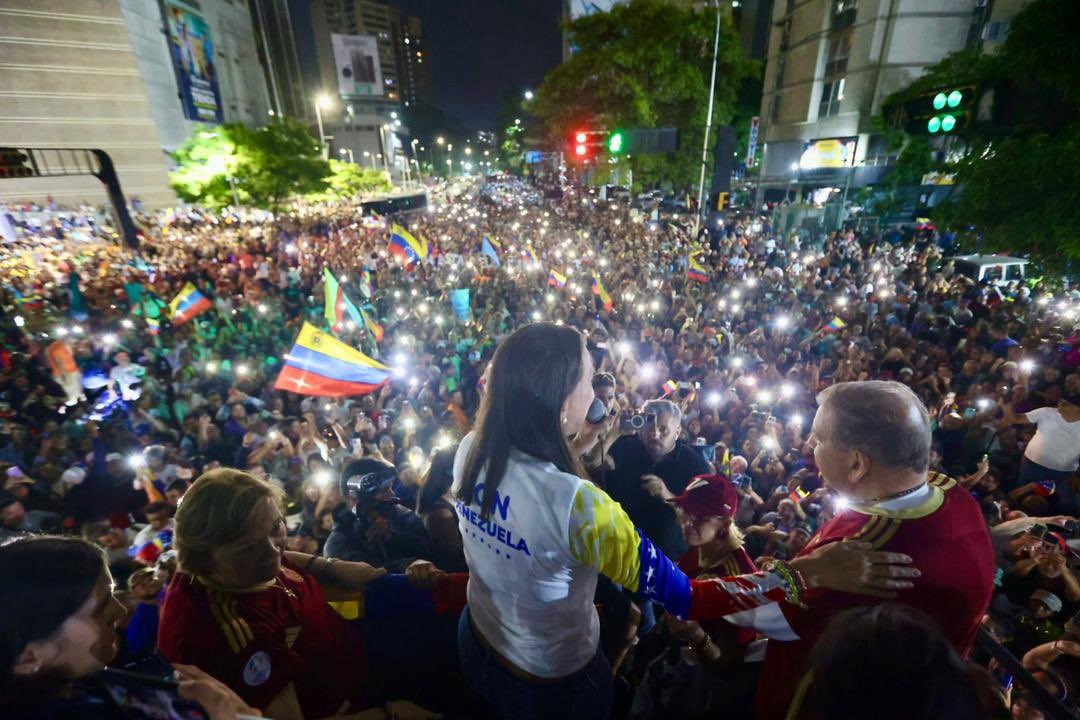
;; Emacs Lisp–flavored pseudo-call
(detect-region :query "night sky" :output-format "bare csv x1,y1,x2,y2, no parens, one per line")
290,0,564,132
390,0,564,129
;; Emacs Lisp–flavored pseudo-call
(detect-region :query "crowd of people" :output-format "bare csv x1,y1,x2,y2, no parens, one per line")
1,176,1079,719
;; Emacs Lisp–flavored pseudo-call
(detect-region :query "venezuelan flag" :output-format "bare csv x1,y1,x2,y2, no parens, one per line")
324,268,364,333
591,272,613,311
388,224,428,267
274,322,390,397
824,316,847,333
359,304,384,343
168,283,212,325
522,246,539,264
661,379,678,396
687,255,708,283
548,269,567,289
146,316,161,335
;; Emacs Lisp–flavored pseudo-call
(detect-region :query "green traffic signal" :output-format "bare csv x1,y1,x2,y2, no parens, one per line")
608,132,624,153
947,90,963,108
927,116,942,133
933,93,947,110
941,114,957,132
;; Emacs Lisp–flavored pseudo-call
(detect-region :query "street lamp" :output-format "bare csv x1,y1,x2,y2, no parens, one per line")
524,90,534,101
314,94,332,159
338,147,355,163
362,150,376,169
436,136,445,145
692,0,721,239
464,147,472,156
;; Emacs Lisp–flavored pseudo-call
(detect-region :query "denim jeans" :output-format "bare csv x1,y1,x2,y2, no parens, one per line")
457,606,613,720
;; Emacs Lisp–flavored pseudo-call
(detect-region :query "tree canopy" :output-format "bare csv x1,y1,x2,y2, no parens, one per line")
882,0,1080,262
533,0,757,189
170,118,330,210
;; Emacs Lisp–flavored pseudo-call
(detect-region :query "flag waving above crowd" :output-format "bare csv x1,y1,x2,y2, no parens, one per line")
274,322,390,397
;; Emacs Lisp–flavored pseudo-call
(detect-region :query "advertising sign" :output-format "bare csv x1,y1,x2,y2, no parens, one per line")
746,116,760,166
799,136,858,170
332,34,383,97
164,2,224,123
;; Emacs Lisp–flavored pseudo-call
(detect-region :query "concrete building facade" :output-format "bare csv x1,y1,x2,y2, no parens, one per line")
0,0,175,207
756,0,993,200
0,0,273,208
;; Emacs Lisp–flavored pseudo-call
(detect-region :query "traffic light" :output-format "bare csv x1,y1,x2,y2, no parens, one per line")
574,131,588,157
0,148,34,179
607,131,625,154
884,86,977,136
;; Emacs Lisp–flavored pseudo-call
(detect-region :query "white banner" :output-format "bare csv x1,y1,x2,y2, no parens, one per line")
331,34,382,97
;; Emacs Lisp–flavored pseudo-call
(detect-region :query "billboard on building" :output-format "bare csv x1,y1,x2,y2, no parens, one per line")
569,0,623,19
799,136,858,170
164,1,224,123
332,34,383,97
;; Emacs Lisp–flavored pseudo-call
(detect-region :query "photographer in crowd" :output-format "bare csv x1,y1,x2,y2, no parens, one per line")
602,399,712,558
324,458,434,573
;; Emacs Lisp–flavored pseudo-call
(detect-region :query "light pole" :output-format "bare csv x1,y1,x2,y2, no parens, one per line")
693,0,721,239
338,148,354,163
314,94,332,160
363,150,376,169
410,139,425,184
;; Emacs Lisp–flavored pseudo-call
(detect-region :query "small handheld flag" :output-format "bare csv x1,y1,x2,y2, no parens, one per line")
274,322,390,397
661,379,679,396
687,255,708,283
359,305,384,343
591,272,613,311
481,237,502,267
388,224,429,267
824,316,847,333
522,246,539,264
548,269,567,289
168,283,212,325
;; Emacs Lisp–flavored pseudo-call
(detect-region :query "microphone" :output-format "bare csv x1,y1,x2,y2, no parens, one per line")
586,398,608,425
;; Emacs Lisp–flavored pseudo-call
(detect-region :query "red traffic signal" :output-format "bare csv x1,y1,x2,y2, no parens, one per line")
575,144,587,156
575,132,587,143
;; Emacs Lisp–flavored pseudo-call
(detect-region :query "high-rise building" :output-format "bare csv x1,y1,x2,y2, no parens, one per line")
389,11,432,109
249,0,309,120
311,0,400,105
755,0,1014,200
310,0,425,184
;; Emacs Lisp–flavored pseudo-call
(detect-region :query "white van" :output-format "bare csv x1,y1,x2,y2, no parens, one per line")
948,254,1029,285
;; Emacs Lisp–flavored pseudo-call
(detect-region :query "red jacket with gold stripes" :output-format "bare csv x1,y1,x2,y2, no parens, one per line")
756,473,995,720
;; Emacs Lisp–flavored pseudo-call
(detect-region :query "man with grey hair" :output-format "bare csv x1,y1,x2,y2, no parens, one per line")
600,398,711,559
754,380,995,720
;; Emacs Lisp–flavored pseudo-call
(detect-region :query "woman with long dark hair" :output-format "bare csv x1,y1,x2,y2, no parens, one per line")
0,536,256,719
453,323,919,719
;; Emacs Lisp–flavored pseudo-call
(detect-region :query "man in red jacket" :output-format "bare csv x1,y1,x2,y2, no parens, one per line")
755,381,995,720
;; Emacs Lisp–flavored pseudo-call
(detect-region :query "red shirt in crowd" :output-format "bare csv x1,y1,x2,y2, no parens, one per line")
757,473,995,720
157,557,368,717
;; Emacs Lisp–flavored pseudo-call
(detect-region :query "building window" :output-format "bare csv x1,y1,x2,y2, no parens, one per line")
819,77,845,117
825,31,851,77
769,94,781,122
832,0,857,30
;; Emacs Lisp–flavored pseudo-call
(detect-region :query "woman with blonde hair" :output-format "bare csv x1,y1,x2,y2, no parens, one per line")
158,467,440,720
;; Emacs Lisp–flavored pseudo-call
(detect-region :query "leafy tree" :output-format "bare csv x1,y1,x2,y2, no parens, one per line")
882,0,1080,261
307,160,391,202
533,0,757,190
170,118,329,210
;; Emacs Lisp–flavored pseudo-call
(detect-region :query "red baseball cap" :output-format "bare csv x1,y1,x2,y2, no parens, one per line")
669,474,739,519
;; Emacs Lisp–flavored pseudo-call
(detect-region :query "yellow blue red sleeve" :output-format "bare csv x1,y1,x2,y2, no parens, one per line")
568,481,692,618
